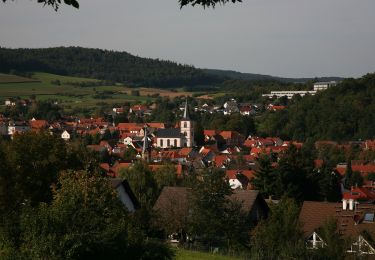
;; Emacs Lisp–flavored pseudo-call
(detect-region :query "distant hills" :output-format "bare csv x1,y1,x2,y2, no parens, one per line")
203,69,342,84
0,46,342,88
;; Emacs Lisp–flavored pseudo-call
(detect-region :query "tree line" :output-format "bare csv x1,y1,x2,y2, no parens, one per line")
257,73,375,141
0,47,223,88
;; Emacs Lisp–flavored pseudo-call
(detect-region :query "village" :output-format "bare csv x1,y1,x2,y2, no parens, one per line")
2,88,375,256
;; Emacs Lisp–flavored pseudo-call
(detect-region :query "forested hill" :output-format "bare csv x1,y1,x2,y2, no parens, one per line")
0,46,341,88
203,69,342,83
0,47,223,87
258,73,375,142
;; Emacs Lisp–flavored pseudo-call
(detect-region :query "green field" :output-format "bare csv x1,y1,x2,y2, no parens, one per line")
176,249,243,260
0,73,39,84
0,72,154,112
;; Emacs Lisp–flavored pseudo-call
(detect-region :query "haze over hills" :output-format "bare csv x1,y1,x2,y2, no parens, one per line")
0,46,342,88
203,69,342,84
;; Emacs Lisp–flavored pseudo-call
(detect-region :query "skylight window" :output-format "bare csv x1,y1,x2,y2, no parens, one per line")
364,213,375,222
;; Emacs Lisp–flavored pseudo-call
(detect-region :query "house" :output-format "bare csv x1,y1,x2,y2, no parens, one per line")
8,121,30,136
30,118,48,130
240,105,256,116
299,201,375,255
154,187,269,242
129,104,148,115
267,104,286,111
61,130,71,141
219,131,245,147
109,178,139,212
112,107,125,114
226,169,256,190
223,99,239,115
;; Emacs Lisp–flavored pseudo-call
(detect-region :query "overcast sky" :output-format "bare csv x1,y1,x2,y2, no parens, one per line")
1,0,374,78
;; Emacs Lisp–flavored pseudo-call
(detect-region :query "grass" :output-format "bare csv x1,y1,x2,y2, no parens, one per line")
175,248,243,260
0,72,221,113
0,73,39,84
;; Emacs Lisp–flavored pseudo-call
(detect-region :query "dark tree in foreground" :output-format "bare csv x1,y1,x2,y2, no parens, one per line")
2,0,78,10
179,0,242,7
250,198,306,259
2,0,241,9
188,168,250,251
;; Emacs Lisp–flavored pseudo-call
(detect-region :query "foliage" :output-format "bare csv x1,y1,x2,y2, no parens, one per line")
2,0,79,10
120,161,158,208
154,163,179,192
188,168,250,251
252,154,275,198
312,218,347,260
250,197,306,259
20,171,129,259
179,0,242,8
0,47,221,88
257,73,375,141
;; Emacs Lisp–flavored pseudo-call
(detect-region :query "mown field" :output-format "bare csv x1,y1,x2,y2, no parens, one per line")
176,249,243,260
0,72,201,113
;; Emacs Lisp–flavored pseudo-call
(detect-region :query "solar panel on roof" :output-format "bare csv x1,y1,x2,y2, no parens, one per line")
364,213,375,222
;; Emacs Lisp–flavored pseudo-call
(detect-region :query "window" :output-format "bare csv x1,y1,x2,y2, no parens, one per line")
174,139,177,147
306,232,324,249
184,122,187,128
184,132,187,136
364,213,375,222
160,139,163,147
167,139,170,147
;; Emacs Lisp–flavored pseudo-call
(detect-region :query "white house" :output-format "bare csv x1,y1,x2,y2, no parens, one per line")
8,121,30,136
61,130,71,141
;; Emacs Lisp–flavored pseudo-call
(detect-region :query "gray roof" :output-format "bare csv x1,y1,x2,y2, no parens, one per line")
156,128,184,138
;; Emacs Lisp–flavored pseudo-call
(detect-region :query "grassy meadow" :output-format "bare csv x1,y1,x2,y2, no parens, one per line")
0,72,203,113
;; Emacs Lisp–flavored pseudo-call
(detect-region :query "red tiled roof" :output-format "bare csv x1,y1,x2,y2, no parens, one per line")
213,155,230,167
226,170,255,180
179,147,193,157
146,122,165,129
30,119,48,129
343,187,375,201
204,130,218,137
118,123,138,131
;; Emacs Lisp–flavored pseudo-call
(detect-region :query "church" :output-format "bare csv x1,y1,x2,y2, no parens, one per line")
155,99,194,149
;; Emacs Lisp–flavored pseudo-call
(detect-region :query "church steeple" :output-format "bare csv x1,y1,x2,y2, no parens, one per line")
183,98,190,120
142,125,150,162
180,97,194,147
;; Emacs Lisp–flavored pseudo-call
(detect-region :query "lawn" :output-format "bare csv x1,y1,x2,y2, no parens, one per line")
175,248,243,260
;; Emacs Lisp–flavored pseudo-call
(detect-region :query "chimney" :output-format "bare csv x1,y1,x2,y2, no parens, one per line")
349,199,354,211
343,199,347,210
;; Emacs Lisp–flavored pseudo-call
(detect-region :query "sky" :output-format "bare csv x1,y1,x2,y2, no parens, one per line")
1,0,374,78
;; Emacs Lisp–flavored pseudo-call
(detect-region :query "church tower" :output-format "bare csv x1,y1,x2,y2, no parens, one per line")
141,125,150,162
180,98,194,147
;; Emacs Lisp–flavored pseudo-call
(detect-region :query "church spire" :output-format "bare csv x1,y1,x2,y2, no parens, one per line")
183,98,190,120
142,125,150,162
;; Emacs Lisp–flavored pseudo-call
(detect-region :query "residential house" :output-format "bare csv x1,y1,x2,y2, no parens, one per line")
8,121,30,136
154,187,269,242
223,99,239,115
61,130,71,141
299,200,375,255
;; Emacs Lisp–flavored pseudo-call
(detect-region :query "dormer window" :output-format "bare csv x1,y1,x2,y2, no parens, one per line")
364,213,375,223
